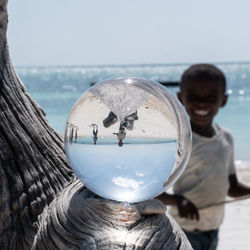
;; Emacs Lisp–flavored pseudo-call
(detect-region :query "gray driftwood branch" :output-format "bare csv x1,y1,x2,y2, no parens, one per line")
32,180,191,250
0,1,191,249
0,1,74,249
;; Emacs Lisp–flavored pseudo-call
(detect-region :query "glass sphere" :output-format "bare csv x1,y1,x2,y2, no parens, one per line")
65,77,191,203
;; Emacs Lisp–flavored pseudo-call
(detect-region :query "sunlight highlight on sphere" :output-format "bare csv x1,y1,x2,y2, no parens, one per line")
65,77,191,203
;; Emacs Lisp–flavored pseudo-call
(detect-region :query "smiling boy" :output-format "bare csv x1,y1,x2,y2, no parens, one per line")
157,64,250,250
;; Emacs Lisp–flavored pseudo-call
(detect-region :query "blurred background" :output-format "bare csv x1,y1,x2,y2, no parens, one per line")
7,0,250,162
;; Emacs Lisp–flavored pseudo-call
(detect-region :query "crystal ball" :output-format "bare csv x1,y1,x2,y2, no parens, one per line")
65,77,191,203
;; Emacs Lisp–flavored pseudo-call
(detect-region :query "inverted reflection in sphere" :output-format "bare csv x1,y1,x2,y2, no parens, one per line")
65,77,191,203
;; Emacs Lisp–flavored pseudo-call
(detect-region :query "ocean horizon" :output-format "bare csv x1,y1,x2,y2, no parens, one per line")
15,61,250,162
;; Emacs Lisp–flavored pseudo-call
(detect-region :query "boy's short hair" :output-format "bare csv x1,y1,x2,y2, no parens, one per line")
180,64,226,92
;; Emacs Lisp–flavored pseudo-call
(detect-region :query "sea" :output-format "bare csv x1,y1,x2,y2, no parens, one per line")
15,62,250,163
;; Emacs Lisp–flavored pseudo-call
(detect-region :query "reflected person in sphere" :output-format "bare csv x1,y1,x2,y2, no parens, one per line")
104,111,138,146
157,64,250,250
91,124,98,144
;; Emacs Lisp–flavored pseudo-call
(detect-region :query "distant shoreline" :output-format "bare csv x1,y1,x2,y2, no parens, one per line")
14,61,250,69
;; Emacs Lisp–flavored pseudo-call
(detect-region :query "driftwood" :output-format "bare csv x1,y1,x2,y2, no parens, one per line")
0,1,191,249
0,1,74,249
32,179,191,250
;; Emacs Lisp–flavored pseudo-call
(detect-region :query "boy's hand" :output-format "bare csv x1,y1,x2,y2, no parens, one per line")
134,199,167,215
175,195,199,221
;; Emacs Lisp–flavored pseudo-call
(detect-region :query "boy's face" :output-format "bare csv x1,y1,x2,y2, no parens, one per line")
178,80,228,128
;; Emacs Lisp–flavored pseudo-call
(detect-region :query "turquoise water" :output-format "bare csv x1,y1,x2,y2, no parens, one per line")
65,138,177,202
16,62,250,161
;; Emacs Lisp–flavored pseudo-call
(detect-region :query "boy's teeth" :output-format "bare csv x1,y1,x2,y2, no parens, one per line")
195,110,208,116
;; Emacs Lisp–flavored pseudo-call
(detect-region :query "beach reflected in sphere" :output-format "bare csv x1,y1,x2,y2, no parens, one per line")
65,77,191,203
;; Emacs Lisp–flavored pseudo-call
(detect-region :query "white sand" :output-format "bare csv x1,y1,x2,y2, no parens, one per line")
218,166,250,250
68,90,177,139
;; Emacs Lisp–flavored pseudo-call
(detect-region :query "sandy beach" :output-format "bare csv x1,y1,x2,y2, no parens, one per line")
218,165,250,250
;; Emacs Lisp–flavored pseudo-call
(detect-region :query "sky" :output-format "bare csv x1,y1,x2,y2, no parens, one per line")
7,0,250,66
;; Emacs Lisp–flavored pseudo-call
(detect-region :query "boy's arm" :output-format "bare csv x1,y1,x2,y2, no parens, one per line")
155,192,199,221
228,174,250,197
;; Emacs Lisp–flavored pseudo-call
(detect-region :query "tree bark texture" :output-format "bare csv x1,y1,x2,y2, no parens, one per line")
32,179,192,250
0,1,74,249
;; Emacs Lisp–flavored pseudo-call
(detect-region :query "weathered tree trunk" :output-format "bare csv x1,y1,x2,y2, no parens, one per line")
0,1,74,249
32,179,192,250
0,1,192,249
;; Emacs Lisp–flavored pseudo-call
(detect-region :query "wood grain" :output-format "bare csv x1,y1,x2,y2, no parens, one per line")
33,180,191,250
0,1,73,249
